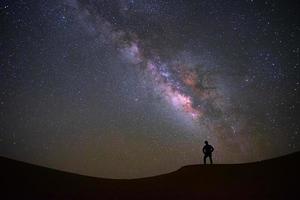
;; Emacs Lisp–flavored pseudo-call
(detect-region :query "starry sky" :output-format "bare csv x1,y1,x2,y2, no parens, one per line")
0,0,299,178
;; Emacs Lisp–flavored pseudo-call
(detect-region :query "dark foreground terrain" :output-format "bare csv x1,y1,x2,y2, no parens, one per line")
0,152,299,200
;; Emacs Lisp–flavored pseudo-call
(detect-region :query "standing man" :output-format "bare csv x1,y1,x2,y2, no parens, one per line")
203,141,214,164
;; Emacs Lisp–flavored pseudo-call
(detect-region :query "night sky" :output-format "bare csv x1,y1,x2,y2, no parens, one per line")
0,0,299,178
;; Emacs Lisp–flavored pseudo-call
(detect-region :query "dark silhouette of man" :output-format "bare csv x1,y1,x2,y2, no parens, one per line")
203,141,214,164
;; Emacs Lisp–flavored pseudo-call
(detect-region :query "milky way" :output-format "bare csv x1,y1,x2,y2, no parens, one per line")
0,0,299,178
75,0,226,128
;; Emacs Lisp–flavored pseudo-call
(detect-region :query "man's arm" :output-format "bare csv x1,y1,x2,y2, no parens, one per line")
211,146,214,152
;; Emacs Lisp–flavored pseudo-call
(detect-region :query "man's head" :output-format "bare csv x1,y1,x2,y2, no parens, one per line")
205,141,208,145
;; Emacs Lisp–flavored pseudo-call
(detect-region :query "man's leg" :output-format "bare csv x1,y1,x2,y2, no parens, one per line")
204,155,207,164
209,155,213,164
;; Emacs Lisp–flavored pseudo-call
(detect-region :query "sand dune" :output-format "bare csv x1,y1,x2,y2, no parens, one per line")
1,152,299,199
